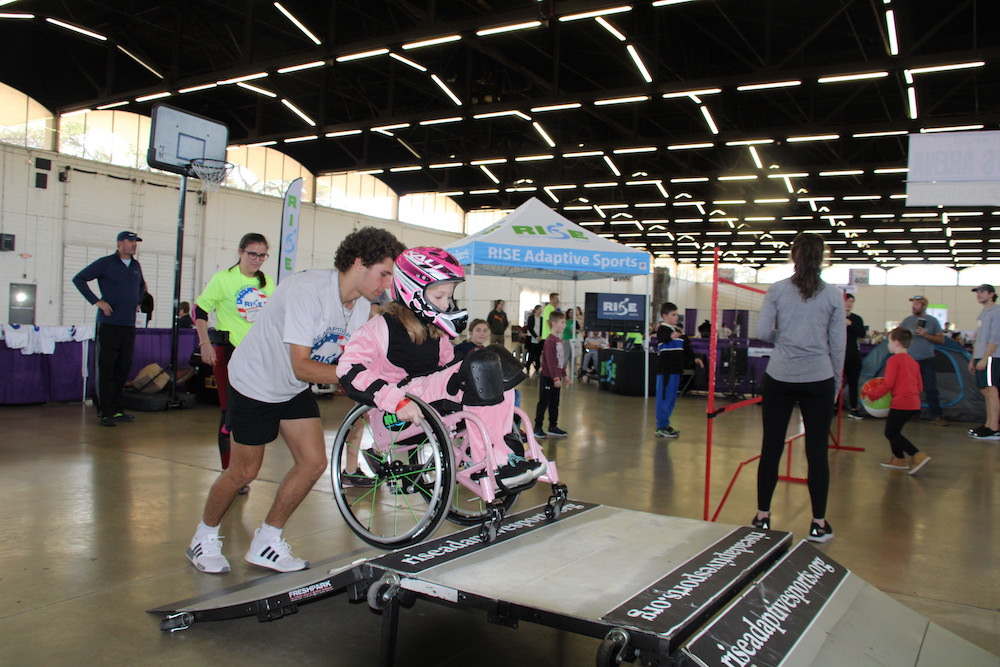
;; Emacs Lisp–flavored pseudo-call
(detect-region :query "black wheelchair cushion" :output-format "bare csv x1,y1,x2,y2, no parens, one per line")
484,344,527,390
447,348,504,406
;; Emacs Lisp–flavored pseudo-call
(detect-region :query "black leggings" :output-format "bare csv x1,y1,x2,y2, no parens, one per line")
757,374,835,519
885,409,920,458
525,342,542,373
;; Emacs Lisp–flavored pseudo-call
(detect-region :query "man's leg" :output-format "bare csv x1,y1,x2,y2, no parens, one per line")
984,386,1000,431
95,324,118,419
187,441,265,574
263,417,327,528
202,442,266,526
845,354,861,411
238,417,325,573
918,357,942,419
111,326,136,416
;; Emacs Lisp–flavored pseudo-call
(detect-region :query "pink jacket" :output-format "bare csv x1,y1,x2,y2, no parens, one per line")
336,314,454,414
337,314,516,469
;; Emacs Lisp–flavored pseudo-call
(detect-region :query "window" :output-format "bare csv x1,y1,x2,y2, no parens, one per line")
399,193,464,232
0,83,53,149
315,171,397,219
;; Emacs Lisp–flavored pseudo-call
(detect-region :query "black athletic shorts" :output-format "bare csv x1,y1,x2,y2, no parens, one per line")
974,358,999,390
226,386,320,446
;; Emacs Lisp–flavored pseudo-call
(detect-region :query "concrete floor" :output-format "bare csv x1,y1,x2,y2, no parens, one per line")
1,379,997,666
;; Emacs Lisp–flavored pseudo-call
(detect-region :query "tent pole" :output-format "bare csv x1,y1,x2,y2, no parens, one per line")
644,272,651,399
572,278,579,380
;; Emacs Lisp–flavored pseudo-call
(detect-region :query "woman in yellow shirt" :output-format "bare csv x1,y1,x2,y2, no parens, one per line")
195,233,274,483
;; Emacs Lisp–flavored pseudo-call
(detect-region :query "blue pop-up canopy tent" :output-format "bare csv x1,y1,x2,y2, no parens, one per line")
446,197,653,394
446,197,650,280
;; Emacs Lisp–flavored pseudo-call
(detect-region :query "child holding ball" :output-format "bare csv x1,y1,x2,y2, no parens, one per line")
864,327,932,474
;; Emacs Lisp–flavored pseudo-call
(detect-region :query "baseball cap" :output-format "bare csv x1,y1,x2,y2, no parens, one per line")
909,295,928,303
971,284,996,293
117,231,142,242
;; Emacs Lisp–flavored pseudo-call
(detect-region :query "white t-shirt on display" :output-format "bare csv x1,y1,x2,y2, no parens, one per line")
228,270,370,403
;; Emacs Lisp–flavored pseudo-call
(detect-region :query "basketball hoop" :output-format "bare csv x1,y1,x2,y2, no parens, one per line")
188,158,233,192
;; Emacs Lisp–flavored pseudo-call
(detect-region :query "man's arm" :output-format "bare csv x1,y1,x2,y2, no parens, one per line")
921,327,945,345
847,314,866,338
288,343,341,385
72,257,113,316
72,258,103,304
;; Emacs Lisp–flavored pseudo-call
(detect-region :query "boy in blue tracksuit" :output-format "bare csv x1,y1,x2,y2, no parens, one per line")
655,302,702,438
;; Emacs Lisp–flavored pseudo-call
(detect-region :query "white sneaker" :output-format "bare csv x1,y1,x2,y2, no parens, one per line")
186,534,231,574
244,528,309,572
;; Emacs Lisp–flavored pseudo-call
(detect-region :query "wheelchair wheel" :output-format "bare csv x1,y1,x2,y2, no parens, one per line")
440,425,518,526
330,397,454,549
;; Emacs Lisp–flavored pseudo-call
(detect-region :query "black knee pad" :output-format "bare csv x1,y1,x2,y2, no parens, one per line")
449,349,505,406
484,344,527,390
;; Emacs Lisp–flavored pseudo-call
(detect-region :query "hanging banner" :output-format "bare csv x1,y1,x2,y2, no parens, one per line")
277,177,303,283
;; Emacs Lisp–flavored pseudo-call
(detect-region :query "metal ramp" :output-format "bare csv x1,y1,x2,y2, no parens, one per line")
151,503,998,666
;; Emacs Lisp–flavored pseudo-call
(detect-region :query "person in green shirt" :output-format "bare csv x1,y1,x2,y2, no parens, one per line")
541,292,560,339
195,233,275,485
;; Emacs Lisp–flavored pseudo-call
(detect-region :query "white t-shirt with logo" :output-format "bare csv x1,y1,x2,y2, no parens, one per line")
228,270,370,403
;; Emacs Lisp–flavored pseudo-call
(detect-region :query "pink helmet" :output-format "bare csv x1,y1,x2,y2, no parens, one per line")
393,247,468,338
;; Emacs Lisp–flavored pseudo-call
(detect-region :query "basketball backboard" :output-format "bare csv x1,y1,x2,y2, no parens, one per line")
147,104,229,176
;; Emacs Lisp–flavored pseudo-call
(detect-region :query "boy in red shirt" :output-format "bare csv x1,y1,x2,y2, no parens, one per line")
864,327,932,474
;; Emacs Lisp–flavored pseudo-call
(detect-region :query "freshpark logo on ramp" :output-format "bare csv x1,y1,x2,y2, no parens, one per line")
512,222,588,241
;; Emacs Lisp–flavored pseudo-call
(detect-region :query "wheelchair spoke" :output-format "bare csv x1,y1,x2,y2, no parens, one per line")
330,399,454,548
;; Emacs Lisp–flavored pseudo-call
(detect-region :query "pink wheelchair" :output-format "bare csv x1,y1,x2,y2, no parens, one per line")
330,395,568,549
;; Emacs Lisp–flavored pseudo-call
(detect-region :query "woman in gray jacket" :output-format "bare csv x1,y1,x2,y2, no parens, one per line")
752,233,846,543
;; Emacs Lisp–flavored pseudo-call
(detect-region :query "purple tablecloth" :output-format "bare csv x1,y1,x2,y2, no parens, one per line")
0,328,197,404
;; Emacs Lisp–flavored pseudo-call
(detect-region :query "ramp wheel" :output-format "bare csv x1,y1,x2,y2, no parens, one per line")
367,572,401,611
159,612,194,632
596,628,632,666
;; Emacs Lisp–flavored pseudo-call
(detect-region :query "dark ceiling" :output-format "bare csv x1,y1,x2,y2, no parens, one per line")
2,0,999,267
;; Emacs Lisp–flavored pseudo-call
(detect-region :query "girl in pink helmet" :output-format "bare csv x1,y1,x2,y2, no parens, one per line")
337,247,545,488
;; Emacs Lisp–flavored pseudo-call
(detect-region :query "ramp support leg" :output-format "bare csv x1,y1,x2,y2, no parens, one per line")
377,593,400,667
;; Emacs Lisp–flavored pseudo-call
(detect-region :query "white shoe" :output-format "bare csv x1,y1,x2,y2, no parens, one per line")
186,534,231,574
244,528,309,572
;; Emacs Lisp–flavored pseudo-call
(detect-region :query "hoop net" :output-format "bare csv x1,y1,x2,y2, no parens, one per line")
188,158,233,192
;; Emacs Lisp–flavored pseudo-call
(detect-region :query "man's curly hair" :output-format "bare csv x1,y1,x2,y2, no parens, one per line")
334,226,406,271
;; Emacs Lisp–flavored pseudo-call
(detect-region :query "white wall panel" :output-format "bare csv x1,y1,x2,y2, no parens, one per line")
0,142,653,331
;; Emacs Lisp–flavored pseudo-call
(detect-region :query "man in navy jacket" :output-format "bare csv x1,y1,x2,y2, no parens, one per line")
73,231,147,426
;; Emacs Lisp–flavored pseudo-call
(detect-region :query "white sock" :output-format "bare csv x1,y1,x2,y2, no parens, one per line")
257,522,282,543
814,518,825,525
196,521,220,538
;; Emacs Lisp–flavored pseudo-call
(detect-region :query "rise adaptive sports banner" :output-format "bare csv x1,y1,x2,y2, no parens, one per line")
277,177,303,283
906,131,1000,206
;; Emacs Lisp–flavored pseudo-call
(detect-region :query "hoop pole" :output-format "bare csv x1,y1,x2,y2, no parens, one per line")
169,172,187,404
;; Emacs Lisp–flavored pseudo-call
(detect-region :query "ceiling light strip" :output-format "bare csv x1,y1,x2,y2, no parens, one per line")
45,17,107,40
476,21,541,36
559,6,632,22
273,2,322,45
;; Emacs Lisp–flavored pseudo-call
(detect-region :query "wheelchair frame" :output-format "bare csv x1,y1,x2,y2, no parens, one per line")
330,395,568,549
